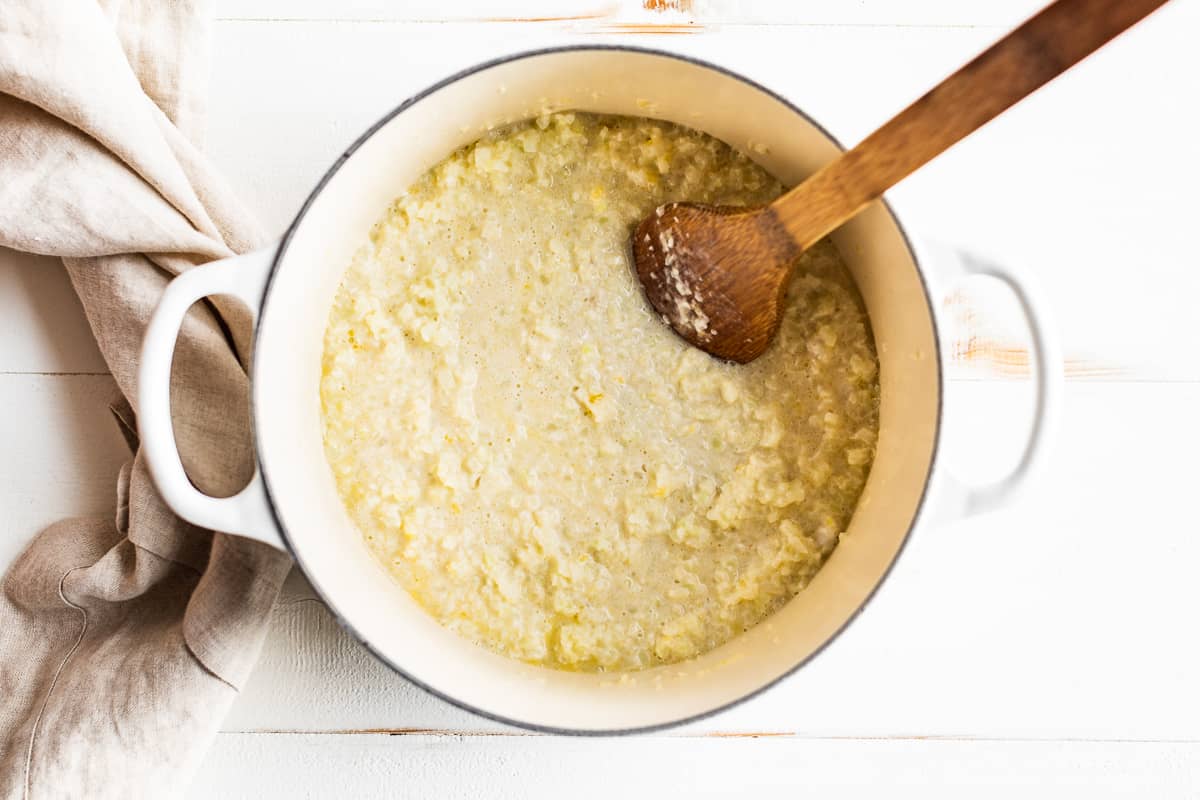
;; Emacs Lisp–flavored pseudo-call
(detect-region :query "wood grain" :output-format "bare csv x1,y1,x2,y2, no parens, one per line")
191,733,1200,799
217,383,1200,738
3,8,1200,794
632,201,802,362
210,0,1048,28
775,0,1172,250
633,0,1173,362
196,13,1199,385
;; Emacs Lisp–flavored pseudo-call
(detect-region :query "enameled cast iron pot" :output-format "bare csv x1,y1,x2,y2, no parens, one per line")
138,47,1062,733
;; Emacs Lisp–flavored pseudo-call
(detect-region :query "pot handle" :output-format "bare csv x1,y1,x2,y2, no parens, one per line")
137,245,285,551
924,240,1064,518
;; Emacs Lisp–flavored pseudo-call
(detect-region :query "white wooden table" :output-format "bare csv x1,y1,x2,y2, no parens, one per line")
3,1,1199,795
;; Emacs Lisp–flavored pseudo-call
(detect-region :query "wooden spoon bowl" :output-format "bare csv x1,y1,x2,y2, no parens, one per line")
632,0,1169,363
633,203,799,363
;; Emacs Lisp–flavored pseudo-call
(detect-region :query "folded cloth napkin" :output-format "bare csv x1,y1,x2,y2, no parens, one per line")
0,0,292,795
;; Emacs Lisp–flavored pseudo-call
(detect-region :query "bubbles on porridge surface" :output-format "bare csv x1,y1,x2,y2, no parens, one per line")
320,113,879,673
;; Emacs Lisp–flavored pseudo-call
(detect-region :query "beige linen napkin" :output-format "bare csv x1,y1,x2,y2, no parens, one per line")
0,0,292,795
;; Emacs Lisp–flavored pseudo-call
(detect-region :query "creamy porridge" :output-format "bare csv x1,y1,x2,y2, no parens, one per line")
320,113,879,672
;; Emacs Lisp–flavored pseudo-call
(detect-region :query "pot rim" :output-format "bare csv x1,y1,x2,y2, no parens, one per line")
253,44,944,736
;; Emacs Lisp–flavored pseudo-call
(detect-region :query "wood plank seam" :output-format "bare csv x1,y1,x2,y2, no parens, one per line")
220,730,1200,743
0,371,110,376
212,18,1006,31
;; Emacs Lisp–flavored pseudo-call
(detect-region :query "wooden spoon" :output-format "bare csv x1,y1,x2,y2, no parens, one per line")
632,0,1169,363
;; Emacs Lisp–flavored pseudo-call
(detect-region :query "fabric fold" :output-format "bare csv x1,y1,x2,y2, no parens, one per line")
0,0,292,796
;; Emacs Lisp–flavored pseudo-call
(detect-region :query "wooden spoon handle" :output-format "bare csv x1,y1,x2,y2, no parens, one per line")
773,0,1170,251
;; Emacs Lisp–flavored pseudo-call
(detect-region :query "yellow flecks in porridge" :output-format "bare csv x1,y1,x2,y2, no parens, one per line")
320,113,879,672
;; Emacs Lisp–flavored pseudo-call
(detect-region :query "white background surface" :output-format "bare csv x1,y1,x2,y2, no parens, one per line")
3,0,1199,795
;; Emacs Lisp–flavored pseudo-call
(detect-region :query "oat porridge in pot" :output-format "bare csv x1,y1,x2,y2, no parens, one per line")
319,112,880,672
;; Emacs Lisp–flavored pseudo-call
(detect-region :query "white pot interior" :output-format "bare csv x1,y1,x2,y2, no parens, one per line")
253,48,941,731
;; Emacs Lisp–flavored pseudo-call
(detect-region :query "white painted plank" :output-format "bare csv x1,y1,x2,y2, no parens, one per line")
191,733,1200,799
203,10,1200,381
5,364,1193,738
5,12,1196,381
0,247,106,375
223,382,1200,738
0,375,130,568
886,1,1200,383
2,2,1197,755
212,0,1047,29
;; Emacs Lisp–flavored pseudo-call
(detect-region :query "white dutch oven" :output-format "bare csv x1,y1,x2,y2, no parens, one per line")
138,47,1062,733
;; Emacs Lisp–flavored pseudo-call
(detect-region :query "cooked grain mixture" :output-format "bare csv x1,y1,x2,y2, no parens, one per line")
321,113,879,672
